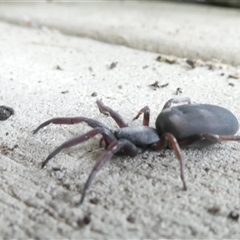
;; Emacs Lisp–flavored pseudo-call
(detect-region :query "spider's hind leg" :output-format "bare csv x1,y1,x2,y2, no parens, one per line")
178,133,240,148
153,133,186,191
162,97,191,110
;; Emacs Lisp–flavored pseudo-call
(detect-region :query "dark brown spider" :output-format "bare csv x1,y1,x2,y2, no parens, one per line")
34,98,240,204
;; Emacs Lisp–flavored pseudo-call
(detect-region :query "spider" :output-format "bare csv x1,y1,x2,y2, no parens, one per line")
34,97,240,204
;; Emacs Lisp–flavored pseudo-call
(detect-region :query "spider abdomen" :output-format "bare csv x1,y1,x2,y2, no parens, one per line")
156,104,239,140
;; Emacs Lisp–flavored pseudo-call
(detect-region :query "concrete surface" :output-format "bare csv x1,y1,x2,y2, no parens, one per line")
0,1,240,239
1,1,240,66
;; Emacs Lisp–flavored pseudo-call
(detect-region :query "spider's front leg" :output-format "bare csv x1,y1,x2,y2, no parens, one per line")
132,106,150,126
96,100,128,128
33,117,109,134
41,127,116,168
79,139,139,204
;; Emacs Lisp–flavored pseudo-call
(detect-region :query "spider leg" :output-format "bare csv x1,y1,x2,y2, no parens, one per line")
79,139,138,204
41,127,116,168
33,117,109,134
162,97,191,110
132,106,150,126
152,133,187,190
96,100,128,128
178,133,240,147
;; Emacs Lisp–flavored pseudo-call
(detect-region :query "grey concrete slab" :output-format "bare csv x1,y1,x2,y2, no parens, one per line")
0,15,240,239
0,1,240,66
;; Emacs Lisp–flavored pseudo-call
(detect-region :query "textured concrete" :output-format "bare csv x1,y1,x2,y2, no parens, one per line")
0,2,240,239
0,2,240,66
